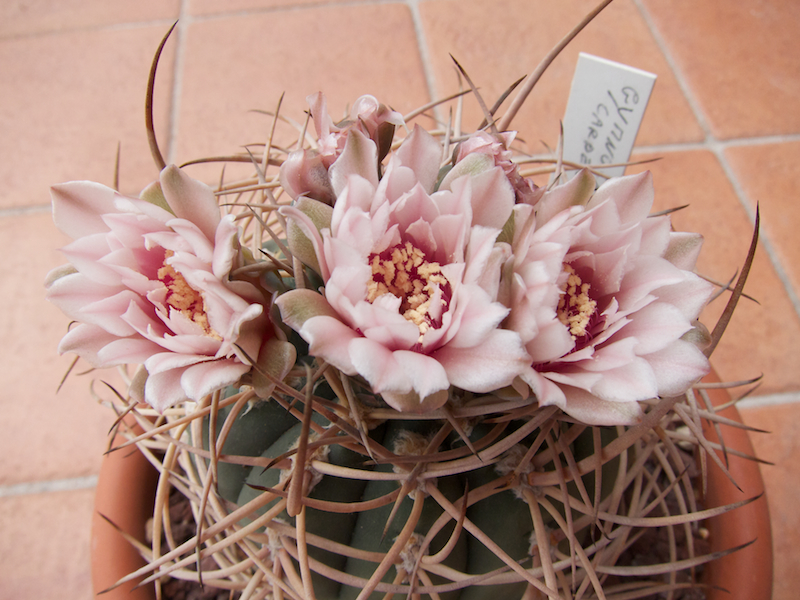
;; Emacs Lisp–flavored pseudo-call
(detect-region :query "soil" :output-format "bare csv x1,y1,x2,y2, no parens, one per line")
605,451,711,600
156,487,241,600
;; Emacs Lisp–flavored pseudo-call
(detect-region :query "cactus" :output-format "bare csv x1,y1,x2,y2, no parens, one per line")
58,2,764,598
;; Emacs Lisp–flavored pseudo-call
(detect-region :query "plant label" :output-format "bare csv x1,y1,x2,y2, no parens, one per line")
561,52,656,182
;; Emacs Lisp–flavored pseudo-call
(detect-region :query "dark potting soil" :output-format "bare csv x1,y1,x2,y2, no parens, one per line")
158,487,241,600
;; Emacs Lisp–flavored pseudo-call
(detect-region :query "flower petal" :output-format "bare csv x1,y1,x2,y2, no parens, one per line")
433,329,529,393
301,315,360,375
647,339,710,396
561,386,643,426
51,181,116,238
160,165,221,242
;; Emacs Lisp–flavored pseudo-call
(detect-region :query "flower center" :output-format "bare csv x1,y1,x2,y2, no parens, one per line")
367,241,451,341
557,264,598,342
157,251,221,339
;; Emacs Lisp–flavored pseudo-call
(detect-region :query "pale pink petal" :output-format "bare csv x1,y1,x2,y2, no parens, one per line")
59,233,120,286
439,152,494,191
433,329,529,393
394,125,442,193
358,298,421,350
164,219,215,264
392,184,442,230
97,337,164,365
444,284,509,349
613,302,692,355
350,340,449,402
646,339,710,396
377,162,418,205
466,166,515,230
590,358,659,402
579,337,639,372
144,351,209,375
587,171,653,224
653,274,714,321
638,215,671,257
144,366,189,412
329,130,379,196
430,213,469,264
180,359,251,401
524,316,575,363
404,218,437,257
57,323,119,366
51,181,116,238
561,387,644,426
301,315,360,375
540,369,603,392
613,255,685,310
385,350,450,401
462,225,503,286
160,165,220,242
520,368,567,410
532,169,595,224
112,194,175,224
211,216,240,279
330,173,378,236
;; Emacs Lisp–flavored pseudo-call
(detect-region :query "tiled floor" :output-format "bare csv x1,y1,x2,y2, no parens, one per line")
1,0,798,598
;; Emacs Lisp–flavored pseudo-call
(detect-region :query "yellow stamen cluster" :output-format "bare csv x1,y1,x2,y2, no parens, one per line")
157,251,222,340
367,241,449,340
557,264,597,340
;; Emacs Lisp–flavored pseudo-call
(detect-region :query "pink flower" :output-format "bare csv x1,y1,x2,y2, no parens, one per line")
277,126,530,412
310,92,404,167
45,165,280,412
510,170,714,425
279,93,404,204
441,131,541,205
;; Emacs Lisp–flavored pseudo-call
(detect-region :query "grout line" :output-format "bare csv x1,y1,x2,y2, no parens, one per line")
0,17,182,42
630,1,714,141
0,204,51,218
0,475,98,498
165,0,191,166
183,0,401,24
406,0,442,122
633,0,800,322
738,392,800,410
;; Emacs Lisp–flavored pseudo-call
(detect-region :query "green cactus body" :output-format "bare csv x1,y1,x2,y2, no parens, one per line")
203,394,300,503
337,420,468,600
202,395,622,600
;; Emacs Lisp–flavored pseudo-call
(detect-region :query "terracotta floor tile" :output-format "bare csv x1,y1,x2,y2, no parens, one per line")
628,149,800,394
738,402,800,600
724,141,800,299
0,24,174,210
188,0,345,17
173,3,430,184
0,1,180,38
640,0,800,140
0,212,118,486
419,0,703,155
0,489,95,600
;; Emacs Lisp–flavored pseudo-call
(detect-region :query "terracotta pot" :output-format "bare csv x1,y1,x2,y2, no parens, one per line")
701,370,773,600
91,426,158,600
91,379,772,600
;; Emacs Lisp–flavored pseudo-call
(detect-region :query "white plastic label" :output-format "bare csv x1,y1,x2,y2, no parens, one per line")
561,53,656,181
